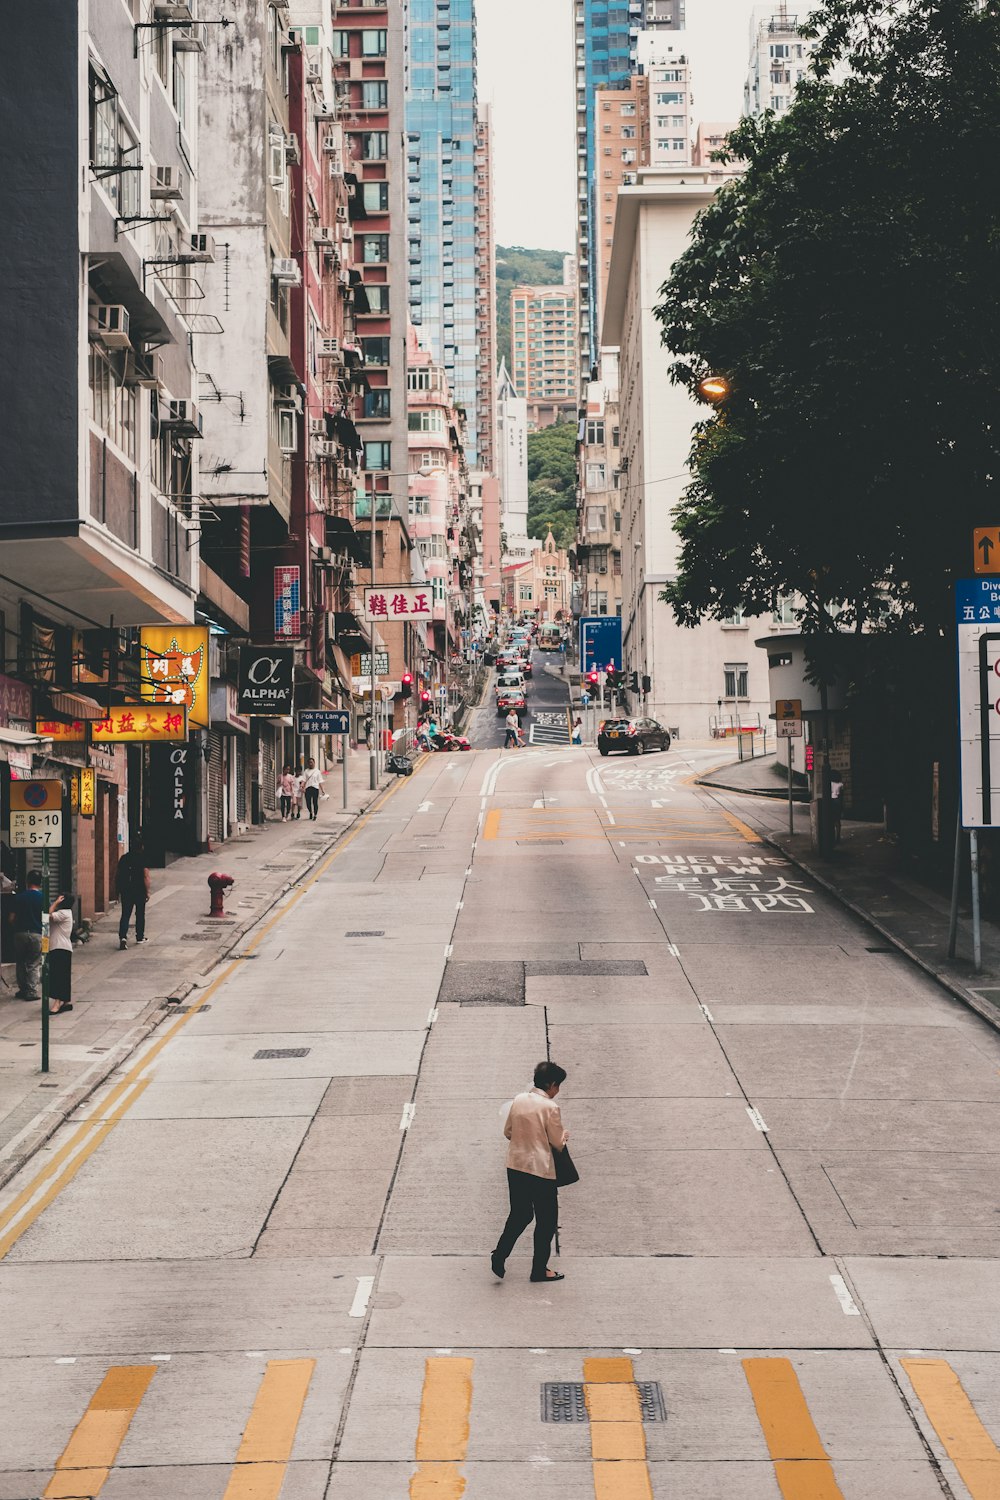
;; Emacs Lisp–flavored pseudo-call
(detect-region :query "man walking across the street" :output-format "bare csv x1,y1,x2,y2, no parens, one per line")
491,1060,569,1283
303,758,322,820
504,707,520,749
10,871,43,1001
116,837,150,950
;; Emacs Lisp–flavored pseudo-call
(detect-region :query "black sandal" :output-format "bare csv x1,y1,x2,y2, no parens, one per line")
50,1002,73,1014
530,1270,565,1282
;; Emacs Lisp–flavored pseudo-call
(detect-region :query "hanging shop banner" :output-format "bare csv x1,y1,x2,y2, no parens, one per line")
139,626,210,730
274,566,302,639
79,768,97,817
362,586,432,621
89,705,189,742
147,741,199,858
237,647,294,716
36,718,87,741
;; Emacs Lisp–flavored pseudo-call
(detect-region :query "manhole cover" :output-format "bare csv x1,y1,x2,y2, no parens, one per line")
345,930,385,938
254,1048,311,1060
541,1382,667,1423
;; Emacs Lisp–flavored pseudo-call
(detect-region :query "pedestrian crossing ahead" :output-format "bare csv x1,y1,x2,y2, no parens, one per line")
22,1350,1000,1497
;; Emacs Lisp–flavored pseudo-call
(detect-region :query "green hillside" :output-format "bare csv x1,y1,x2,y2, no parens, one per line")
495,245,568,372
527,420,577,551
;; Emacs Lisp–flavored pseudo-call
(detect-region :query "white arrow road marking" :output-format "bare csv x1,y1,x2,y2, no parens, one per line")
349,1276,375,1318
416,801,433,812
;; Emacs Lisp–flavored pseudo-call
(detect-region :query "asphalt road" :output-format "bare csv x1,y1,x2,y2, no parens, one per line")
0,741,997,1497
467,645,572,749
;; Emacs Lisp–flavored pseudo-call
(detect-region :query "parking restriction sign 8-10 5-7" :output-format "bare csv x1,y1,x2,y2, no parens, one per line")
10,779,63,848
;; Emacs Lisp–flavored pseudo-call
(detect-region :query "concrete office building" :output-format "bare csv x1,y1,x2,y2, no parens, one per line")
509,283,578,430
603,167,800,739
496,361,532,563
745,4,808,118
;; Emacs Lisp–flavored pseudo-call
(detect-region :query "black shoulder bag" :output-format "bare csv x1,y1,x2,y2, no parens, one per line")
553,1145,580,1187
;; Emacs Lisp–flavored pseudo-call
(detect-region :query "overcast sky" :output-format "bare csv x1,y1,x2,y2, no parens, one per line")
478,0,761,252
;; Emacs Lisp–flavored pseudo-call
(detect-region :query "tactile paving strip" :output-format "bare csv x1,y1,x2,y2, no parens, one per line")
540,1382,667,1423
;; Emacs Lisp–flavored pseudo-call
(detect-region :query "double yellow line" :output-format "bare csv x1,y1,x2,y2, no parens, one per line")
0,770,413,1262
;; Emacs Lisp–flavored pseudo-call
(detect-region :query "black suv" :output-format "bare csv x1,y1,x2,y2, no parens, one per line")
597,717,671,756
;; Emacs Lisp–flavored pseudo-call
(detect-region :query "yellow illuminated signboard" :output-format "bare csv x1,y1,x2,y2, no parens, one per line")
90,705,189,742
139,626,210,730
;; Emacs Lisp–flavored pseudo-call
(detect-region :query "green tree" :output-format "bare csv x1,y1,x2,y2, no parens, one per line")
654,0,1000,640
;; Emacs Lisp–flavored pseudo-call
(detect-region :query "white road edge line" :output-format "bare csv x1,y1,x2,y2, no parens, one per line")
427,1008,438,1026
349,1275,375,1318
399,1102,416,1131
605,810,616,825
699,1002,714,1022
648,899,657,910
667,942,681,957
746,1106,769,1133
829,1273,861,1315
444,944,453,959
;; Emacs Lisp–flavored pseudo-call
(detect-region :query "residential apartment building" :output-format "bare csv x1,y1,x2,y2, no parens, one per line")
468,471,502,623
576,363,623,619
496,362,532,563
405,0,483,466
603,167,797,738
745,5,808,118
0,0,208,911
509,283,579,430
474,104,498,474
594,78,649,329
641,41,693,166
692,121,738,165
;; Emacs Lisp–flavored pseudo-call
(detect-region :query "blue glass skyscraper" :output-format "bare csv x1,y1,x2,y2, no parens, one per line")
405,0,481,465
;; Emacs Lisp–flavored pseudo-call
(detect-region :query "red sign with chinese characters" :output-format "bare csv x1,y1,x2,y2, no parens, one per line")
362,586,432,621
89,706,189,742
36,720,87,741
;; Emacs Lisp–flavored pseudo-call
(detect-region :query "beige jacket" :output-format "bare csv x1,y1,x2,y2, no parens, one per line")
504,1088,568,1180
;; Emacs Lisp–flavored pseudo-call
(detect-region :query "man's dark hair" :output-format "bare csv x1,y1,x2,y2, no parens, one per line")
26,872,42,887
534,1060,567,1090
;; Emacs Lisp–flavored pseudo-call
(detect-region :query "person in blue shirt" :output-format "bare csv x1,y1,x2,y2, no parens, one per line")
10,871,43,1001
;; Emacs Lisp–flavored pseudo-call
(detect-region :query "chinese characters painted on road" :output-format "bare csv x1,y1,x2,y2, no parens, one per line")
635,853,815,914
139,626,209,729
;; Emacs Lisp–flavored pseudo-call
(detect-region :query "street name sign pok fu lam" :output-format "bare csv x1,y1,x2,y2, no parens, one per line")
956,577,1000,827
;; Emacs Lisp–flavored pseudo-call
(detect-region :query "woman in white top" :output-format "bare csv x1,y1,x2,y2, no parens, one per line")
302,758,323,820
48,892,75,1014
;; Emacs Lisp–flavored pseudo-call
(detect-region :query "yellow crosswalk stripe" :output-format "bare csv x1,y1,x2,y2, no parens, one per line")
410,1356,474,1500
901,1358,1000,1500
44,1365,156,1498
583,1357,654,1500
222,1358,316,1500
742,1358,845,1499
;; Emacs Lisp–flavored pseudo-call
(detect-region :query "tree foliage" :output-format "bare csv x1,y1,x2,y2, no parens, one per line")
654,0,1000,637
527,421,577,548
495,246,567,372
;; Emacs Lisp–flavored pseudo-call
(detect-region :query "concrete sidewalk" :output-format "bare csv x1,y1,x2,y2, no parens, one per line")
699,752,1000,1034
0,747,394,1189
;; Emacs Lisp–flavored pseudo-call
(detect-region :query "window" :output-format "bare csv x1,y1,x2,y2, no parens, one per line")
362,181,389,213
276,406,297,454
586,505,607,533
655,90,683,105
589,545,609,573
418,534,447,559
620,102,635,116
362,80,388,109
364,389,391,419
773,595,797,626
332,29,350,57
362,29,387,55
364,441,391,470
408,368,430,391
429,577,445,606
89,71,140,217
362,337,390,366
586,462,606,489
359,131,388,160
409,495,431,516
723,607,745,625
586,419,605,445
723,663,749,698
361,233,389,263
621,125,636,139
621,149,636,164
613,509,621,533
363,283,390,313
519,585,533,602
89,346,137,461
408,409,444,433
268,124,287,209
770,43,789,57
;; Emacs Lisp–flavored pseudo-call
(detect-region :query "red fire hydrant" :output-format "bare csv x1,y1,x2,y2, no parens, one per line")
207,871,234,917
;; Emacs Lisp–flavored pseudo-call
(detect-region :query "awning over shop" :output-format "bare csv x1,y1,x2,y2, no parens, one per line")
325,515,370,567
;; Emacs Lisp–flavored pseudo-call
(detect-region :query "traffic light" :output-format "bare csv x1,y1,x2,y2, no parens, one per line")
587,669,599,689
606,666,620,693
628,670,640,694
420,688,432,706
401,672,413,699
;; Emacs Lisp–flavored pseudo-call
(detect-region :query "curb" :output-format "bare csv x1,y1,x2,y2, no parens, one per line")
697,776,809,802
0,776,394,1195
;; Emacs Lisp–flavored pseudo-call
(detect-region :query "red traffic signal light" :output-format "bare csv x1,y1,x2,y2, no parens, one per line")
587,670,599,685
401,672,413,699
420,689,432,705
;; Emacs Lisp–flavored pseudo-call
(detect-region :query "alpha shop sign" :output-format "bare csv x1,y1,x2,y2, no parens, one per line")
237,647,294,716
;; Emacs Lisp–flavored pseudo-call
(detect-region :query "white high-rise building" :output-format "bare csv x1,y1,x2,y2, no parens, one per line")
635,33,693,167
496,361,532,563
745,5,808,117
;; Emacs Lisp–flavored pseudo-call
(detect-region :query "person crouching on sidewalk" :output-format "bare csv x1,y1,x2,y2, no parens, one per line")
491,1060,569,1283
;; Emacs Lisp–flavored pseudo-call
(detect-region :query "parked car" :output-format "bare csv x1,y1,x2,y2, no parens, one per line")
496,686,528,719
597,717,671,756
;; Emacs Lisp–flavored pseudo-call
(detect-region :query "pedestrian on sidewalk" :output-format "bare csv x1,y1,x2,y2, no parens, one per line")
303,758,322,820
48,893,75,1014
830,767,844,845
572,717,583,745
491,1060,569,1284
504,708,520,749
116,838,150,950
279,766,295,822
291,767,305,820
9,871,43,1001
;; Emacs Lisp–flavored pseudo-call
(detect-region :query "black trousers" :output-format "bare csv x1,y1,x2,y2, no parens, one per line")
494,1169,558,1277
304,786,319,818
118,896,146,941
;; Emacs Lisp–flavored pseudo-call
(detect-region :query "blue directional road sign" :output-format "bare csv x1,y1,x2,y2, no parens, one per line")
297,709,351,735
579,616,623,675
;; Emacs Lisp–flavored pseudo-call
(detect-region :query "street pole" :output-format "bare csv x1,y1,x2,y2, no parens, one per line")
970,828,982,973
40,848,50,1075
787,735,794,835
947,810,961,959
342,729,349,810
370,490,377,791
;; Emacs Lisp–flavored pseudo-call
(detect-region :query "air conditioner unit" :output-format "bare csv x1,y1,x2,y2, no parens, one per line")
339,226,353,243
173,27,204,54
322,131,343,154
151,165,183,200
134,350,165,389
96,305,131,349
276,383,303,413
307,59,322,82
335,205,349,223
313,225,333,246
272,257,301,285
164,399,203,437
285,133,301,164
316,440,338,458
154,0,193,19
188,232,215,263
308,417,326,437
318,337,341,359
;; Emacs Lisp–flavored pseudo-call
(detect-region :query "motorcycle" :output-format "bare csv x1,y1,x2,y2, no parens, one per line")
437,731,472,752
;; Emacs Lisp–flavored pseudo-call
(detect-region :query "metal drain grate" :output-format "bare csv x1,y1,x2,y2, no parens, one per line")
160,1003,212,1014
345,930,385,938
180,933,219,942
541,1382,666,1423
517,839,564,846
254,1047,311,1060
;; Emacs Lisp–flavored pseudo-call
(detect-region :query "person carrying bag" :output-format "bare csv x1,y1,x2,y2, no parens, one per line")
490,1060,577,1284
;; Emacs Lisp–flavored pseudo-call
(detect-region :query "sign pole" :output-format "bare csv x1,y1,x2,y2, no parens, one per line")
970,829,983,972
787,735,795,835
947,810,962,960
343,731,349,810
370,492,378,792
40,848,50,1075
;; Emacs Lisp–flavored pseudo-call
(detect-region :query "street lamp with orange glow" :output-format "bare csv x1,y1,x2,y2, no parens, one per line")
698,374,731,403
